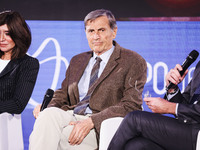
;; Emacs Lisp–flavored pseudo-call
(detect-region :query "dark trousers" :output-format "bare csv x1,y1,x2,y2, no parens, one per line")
108,111,196,150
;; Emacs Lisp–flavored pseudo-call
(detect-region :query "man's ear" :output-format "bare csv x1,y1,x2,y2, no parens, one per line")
112,27,118,39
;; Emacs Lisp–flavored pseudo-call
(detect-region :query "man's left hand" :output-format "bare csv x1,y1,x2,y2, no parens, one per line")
68,117,94,145
144,97,176,114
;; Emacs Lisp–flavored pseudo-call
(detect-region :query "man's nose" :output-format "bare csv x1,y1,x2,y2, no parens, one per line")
93,32,100,39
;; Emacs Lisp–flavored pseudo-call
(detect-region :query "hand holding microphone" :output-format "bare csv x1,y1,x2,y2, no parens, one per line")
166,50,199,91
33,89,54,119
33,104,41,119
165,64,188,93
40,89,54,111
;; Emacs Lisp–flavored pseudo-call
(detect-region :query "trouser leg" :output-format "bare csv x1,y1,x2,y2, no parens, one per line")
29,107,75,150
125,137,164,150
108,111,193,150
29,107,97,150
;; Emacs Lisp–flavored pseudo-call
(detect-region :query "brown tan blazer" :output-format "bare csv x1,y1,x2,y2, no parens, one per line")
48,41,147,135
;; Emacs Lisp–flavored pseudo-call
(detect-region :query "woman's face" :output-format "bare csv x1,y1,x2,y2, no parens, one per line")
0,24,15,58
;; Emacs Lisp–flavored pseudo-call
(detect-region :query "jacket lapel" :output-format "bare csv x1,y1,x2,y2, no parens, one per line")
0,59,19,78
74,52,93,82
190,62,200,103
71,51,93,101
191,62,200,91
94,41,120,90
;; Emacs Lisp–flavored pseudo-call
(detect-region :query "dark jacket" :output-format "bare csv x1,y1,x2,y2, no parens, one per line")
169,61,200,149
170,61,200,124
0,54,39,114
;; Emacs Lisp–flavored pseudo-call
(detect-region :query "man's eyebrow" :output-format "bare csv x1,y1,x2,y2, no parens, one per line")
87,29,94,32
98,28,105,30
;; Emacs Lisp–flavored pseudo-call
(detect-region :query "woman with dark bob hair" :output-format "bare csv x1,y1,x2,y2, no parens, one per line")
0,10,39,114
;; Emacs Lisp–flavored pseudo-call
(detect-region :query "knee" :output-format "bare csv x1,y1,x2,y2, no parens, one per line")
39,107,58,116
126,110,148,120
37,107,63,122
124,110,142,122
125,110,141,118
123,111,148,129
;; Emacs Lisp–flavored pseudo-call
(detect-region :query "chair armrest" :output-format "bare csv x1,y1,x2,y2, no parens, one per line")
99,117,123,150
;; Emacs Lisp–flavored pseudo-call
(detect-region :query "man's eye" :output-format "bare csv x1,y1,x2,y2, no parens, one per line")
89,30,94,33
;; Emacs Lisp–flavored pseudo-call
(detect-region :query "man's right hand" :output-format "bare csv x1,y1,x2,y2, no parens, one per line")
165,64,188,92
33,104,41,119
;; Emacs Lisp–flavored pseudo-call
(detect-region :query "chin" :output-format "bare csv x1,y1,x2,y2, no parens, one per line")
93,48,101,53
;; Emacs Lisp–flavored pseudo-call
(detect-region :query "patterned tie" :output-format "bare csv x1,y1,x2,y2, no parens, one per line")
190,84,200,104
74,57,102,115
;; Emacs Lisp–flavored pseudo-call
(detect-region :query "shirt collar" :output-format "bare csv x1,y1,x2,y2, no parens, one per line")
92,45,115,64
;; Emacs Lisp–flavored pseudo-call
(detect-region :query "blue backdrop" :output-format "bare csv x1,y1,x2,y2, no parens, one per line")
22,20,200,149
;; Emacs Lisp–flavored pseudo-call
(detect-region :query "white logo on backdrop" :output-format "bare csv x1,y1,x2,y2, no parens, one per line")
28,38,69,107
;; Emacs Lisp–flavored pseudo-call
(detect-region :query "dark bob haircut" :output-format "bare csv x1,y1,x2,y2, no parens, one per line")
0,10,31,59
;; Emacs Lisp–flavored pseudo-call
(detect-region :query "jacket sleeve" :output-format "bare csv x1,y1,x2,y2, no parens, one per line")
175,81,200,124
168,89,200,124
48,65,73,110
177,103,200,124
169,61,200,124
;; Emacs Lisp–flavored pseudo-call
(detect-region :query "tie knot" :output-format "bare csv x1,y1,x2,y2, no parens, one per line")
96,57,102,63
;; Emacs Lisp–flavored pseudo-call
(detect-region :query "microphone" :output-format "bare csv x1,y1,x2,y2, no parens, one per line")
40,89,54,111
166,50,199,91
